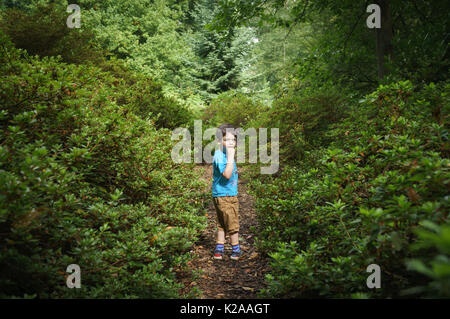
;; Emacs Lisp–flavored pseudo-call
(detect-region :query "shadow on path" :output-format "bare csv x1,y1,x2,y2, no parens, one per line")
180,165,269,299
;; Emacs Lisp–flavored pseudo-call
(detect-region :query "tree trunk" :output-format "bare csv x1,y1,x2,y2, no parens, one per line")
376,0,393,79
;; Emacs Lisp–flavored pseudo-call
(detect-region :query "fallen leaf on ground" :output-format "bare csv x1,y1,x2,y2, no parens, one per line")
249,252,258,259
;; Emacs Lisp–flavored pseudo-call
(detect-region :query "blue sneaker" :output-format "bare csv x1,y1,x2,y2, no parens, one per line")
214,249,224,260
214,243,225,260
230,250,242,260
230,243,242,260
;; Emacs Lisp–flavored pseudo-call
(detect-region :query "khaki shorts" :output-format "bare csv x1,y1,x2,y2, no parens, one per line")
213,196,239,234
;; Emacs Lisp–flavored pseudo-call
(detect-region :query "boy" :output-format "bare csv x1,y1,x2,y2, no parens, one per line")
212,124,241,260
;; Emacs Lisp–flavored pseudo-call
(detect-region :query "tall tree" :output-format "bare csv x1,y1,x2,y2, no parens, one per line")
212,0,448,86
375,0,393,78
187,0,256,101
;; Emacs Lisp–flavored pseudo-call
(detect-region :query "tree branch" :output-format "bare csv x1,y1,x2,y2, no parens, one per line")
342,1,370,58
284,0,309,41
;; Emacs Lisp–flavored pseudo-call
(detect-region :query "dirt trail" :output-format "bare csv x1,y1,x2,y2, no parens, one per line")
181,164,269,299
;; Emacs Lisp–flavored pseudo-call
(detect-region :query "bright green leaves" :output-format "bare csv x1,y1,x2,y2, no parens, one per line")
405,222,450,297
0,31,206,298
246,80,449,298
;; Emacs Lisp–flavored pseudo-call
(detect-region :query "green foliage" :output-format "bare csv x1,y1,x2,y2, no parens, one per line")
247,80,449,298
74,0,201,104
0,3,106,65
249,85,347,163
103,61,194,129
0,2,194,130
404,221,450,298
0,0,448,300
202,90,267,128
186,0,257,102
213,0,449,91
0,33,207,298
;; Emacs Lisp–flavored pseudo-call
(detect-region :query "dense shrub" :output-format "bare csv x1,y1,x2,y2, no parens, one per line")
102,61,193,129
0,3,193,130
405,221,450,298
202,91,268,128
0,3,105,65
246,80,449,298
248,85,347,163
0,32,207,298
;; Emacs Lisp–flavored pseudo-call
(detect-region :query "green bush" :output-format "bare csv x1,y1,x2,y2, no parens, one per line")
0,3,193,130
247,80,449,298
202,90,268,128
248,85,347,163
404,221,450,298
0,3,105,65
0,32,207,298
111,70,194,130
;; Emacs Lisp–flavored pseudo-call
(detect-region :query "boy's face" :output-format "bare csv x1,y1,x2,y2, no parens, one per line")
221,131,236,150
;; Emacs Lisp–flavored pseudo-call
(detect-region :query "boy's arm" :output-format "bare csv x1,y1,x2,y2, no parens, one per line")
222,147,235,180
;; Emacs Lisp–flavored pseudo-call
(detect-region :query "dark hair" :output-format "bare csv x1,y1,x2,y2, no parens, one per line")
216,124,236,141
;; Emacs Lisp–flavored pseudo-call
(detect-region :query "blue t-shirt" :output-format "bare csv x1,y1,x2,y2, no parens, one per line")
212,148,238,197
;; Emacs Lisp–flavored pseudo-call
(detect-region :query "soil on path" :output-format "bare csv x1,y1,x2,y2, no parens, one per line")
180,164,269,299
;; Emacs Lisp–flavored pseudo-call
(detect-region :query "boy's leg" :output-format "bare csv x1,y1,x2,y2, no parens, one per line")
227,197,241,260
213,197,226,259
230,231,241,260
230,232,238,245
214,232,225,260
214,196,240,259
217,230,226,243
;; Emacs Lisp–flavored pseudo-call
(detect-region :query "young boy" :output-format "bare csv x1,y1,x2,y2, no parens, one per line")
212,124,241,261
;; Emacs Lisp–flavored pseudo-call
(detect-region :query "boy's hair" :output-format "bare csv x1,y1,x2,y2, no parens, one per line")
216,124,237,142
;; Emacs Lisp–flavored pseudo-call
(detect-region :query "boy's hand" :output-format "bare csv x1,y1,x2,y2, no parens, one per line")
223,146,235,179
226,145,235,161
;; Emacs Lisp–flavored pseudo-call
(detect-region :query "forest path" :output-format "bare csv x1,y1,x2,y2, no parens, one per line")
181,164,269,298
